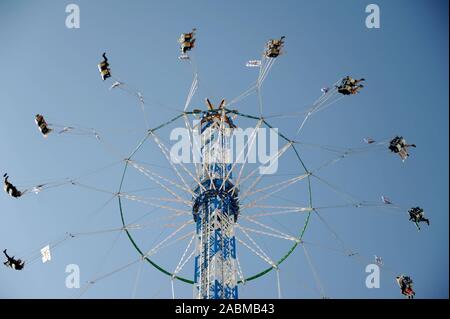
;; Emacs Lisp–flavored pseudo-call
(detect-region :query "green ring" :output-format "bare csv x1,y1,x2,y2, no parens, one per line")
118,113,313,285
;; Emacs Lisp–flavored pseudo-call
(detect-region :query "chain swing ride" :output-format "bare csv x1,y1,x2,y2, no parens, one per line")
2,28,427,300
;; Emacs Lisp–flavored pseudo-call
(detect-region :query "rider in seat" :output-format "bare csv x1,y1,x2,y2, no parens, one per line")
264,36,286,58
408,206,430,229
35,114,52,136
98,52,111,80
3,173,22,198
396,275,415,299
179,28,197,56
389,136,416,161
3,249,25,270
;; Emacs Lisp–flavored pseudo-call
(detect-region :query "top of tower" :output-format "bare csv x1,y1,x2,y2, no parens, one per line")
200,98,236,129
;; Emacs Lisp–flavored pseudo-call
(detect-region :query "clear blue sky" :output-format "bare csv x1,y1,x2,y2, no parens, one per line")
0,0,448,299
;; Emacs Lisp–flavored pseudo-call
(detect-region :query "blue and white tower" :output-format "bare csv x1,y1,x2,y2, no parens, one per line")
192,99,239,299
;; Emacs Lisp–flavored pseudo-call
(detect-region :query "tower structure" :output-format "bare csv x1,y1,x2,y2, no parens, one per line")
192,99,239,299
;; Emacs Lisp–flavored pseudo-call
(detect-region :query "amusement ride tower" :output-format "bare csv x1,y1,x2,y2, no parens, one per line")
192,99,239,299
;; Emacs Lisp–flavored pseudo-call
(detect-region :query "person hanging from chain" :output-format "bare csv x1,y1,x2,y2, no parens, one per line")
3,173,23,198
98,52,111,80
388,136,416,161
3,249,25,270
408,206,430,230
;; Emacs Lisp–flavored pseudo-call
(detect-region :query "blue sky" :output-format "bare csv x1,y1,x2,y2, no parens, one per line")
0,0,448,299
